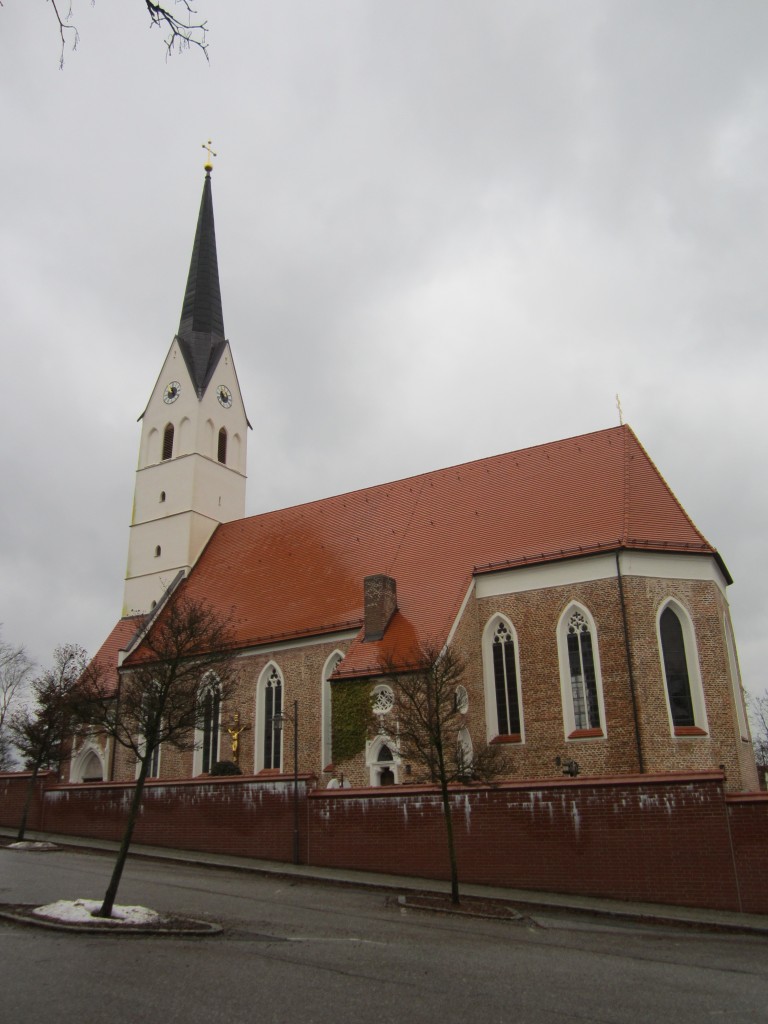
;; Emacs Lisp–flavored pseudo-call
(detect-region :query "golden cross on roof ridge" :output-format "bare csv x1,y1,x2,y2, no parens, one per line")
202,139,217,173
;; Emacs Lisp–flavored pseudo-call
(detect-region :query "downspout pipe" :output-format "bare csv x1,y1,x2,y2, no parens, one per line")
616,551,645,773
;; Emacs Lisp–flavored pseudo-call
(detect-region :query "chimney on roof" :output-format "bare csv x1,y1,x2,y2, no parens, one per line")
364,575,397,642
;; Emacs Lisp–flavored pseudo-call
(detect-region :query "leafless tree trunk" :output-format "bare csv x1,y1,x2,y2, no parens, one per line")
74,593,236,917
379,645,501,905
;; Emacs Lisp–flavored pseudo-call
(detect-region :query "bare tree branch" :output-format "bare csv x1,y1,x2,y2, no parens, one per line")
0,629,35,771
144,0,209,61
49,0,79,70
47,1,208,68
748,690,768,770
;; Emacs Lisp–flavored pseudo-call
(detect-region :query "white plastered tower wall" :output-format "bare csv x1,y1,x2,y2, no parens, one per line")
123,339,247,615
122,166,248,615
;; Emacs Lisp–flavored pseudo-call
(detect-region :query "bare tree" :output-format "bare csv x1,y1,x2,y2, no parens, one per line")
10,645,87,841
379,645,501,904
0,630,34,771
748,691,768,772
49,1,209,68
74,594,236,918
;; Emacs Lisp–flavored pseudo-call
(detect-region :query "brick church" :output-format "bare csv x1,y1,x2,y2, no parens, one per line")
68,165,758,794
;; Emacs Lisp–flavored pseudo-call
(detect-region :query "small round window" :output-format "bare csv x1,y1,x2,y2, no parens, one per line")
372,684,395,716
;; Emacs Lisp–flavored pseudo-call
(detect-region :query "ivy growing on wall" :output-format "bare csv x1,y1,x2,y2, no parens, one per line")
331,679,371,763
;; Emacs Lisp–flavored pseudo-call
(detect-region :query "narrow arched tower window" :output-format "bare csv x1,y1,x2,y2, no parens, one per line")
218,427,227,464
162,423,174,461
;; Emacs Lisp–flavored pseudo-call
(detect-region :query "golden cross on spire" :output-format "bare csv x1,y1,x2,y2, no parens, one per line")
202,139,217,173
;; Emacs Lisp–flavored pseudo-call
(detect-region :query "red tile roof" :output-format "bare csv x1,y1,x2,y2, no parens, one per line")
158,424,721,678
89,615,144,696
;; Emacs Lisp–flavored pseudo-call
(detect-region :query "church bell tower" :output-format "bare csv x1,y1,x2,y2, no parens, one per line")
123,156,248,615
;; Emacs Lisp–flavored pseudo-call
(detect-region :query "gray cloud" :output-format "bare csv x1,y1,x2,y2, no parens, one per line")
1,2,765,707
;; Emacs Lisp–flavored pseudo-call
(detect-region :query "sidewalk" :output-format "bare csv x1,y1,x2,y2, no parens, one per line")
3,826,767,936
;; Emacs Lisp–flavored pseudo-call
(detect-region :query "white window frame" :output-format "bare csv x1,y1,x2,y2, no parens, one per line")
557,602,607,740
321,650,344,770
482,614,524,743
193,672,221,775
656,599,708,737
723,613,750,742
255,661,284,772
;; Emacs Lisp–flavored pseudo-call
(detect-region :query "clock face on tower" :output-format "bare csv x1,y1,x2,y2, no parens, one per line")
216,385,233,409
163,381,182,404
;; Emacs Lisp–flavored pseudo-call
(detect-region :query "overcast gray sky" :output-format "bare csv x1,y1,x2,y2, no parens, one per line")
1,2,766,702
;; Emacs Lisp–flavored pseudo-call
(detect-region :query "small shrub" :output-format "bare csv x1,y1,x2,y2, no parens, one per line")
210,760,242,776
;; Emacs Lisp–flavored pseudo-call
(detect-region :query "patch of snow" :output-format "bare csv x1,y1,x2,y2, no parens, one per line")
8,841,59,851
32,899,162,925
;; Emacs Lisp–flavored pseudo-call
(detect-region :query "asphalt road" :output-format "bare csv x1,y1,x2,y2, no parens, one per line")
1,846,766,1024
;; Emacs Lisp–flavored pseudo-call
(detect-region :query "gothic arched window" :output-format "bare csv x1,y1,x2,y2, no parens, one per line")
197,678,221,774
660,606,693,728
218,427,227,464
321,651,343,771
262,666,283,770
557,604,606,739
491,620,521,736
482,616,523,742
565,609,601,731
657,601,708,736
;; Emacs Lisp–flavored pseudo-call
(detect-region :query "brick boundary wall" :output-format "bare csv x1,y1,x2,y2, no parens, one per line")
723,792,768,914
308,773,766,913
0,771,54,838
1,770,766,913
0,772,313,863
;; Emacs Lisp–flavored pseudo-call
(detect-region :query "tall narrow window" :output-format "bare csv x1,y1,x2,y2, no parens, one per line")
558,604,606,738
724,614,749,741
218,427,227,464
657,601,707,736
263,666,283,770
321,651,343,770
200,681,221,773
660,606,694,727
492,621,521,735
566,610,601,730
162,423,174,461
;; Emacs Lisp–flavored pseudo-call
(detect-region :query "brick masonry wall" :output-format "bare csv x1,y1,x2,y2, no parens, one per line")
725,793,768,914
0,771,55,831
473,574,757,791
3,769,767,913
100,568,756,794
308,772,753,911
28,774,312,862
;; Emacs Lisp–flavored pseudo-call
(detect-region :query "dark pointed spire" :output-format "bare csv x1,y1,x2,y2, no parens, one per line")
176,169,228,397
179,170,225,341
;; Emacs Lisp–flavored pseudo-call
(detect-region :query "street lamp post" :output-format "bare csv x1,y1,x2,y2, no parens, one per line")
272,699,300,865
